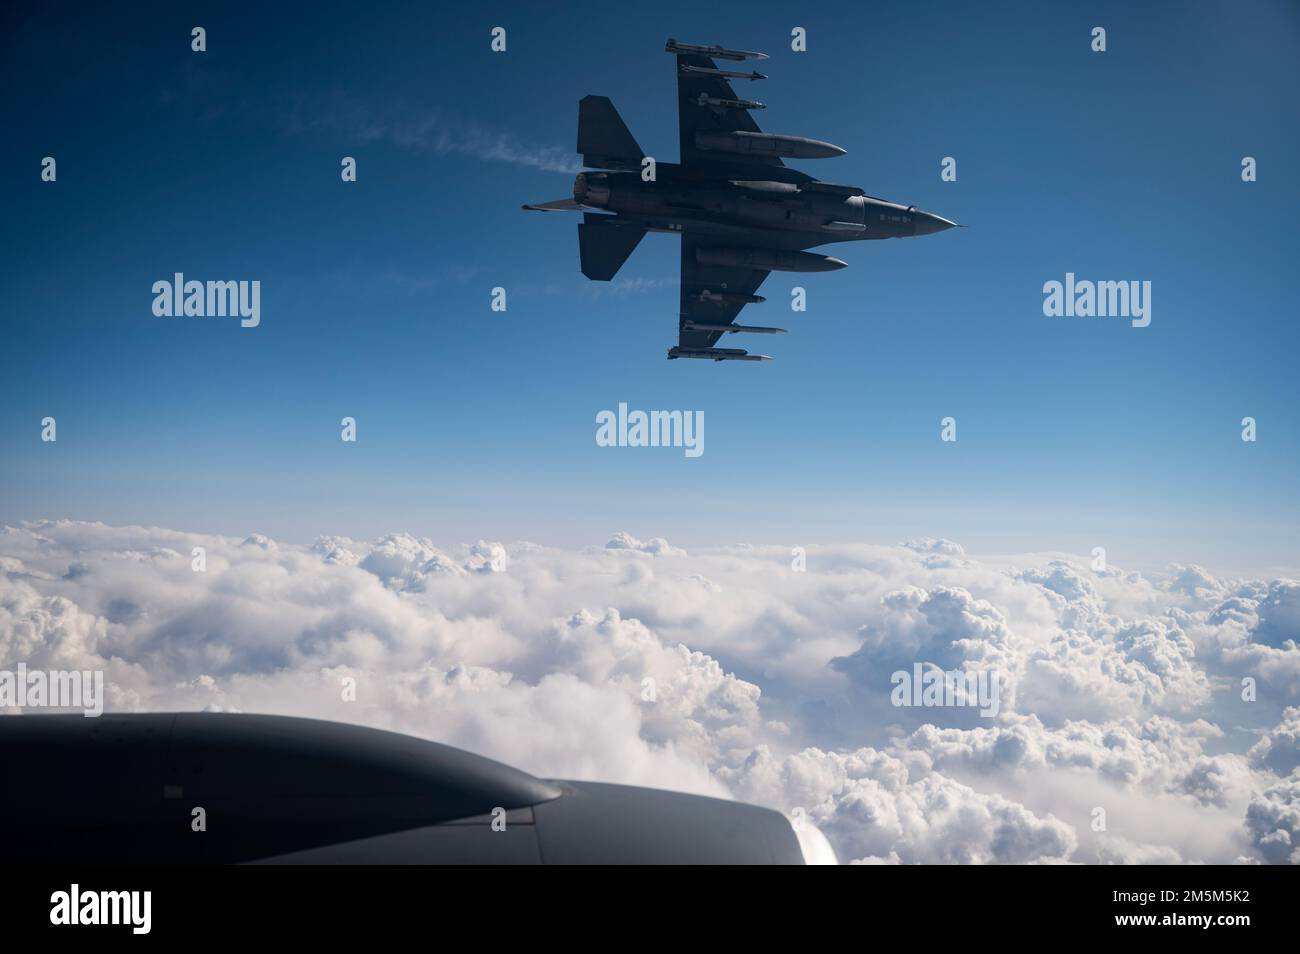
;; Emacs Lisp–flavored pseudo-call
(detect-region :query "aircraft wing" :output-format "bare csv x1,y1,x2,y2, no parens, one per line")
677,233,771,349
674,52,781,168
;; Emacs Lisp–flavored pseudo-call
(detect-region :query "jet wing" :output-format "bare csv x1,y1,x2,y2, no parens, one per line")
674,52,781,169
678,233,771,349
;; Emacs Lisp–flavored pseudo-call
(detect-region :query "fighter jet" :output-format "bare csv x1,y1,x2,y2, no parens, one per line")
524,38,959,362
0,713,837,864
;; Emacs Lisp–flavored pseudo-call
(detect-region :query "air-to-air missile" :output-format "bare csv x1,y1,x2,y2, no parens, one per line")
681,321,786,335
694,289,766,305
678,64,768,81
665,38,770,61
694,92,765,110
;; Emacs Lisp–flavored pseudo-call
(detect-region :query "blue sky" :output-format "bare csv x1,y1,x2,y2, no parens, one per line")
2,0,1297,574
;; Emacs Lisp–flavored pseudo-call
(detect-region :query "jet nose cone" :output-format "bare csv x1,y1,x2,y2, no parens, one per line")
912,209,958,235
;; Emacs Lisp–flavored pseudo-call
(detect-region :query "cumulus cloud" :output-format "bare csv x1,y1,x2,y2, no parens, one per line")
730,743,1076,864
1,521,1298,863
1246,777,1300,864
605,531,686,557
1250,706,1300,776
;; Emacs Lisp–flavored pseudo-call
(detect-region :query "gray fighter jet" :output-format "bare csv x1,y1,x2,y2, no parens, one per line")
524,38,959,362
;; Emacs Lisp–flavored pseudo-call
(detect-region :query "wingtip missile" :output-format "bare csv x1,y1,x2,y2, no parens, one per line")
666,38,769,61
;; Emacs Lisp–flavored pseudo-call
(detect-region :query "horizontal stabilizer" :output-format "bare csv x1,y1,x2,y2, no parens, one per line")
578,95,644,170
522,198,584,212
578,218,646,281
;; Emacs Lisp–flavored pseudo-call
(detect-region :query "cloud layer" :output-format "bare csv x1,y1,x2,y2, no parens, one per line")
2,522,1297,864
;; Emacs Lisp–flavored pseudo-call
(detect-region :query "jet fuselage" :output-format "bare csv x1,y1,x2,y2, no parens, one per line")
574,169,957,248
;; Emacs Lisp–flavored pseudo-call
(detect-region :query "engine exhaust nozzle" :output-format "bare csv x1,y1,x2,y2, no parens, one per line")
574,172,610,208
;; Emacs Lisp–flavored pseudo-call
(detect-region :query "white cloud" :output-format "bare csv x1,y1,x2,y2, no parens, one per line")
605,531,686,557
729,743,1077,864
1250,706,1300,776
2,521,1298,863
1246,777,1300,864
